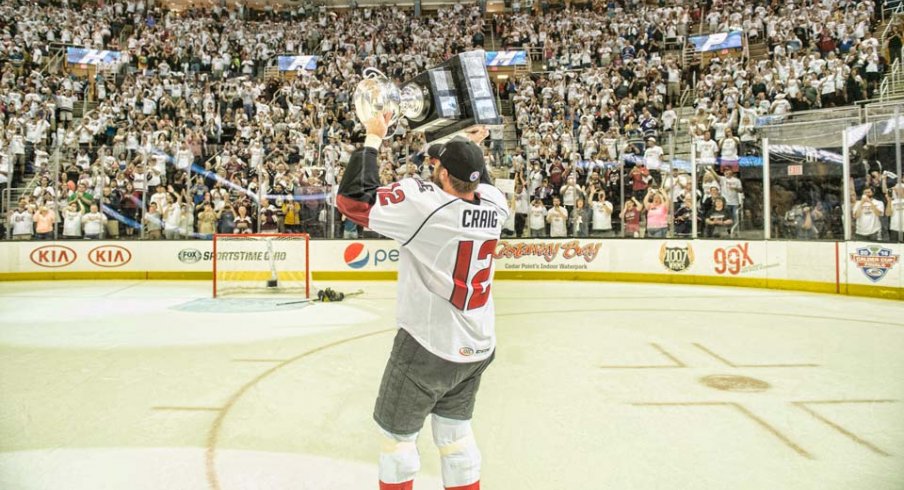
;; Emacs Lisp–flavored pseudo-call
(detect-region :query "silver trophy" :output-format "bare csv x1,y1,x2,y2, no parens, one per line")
353,52,502,143
353,68,430,138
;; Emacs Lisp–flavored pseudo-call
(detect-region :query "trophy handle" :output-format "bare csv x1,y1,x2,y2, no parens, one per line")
362,67,387,80
357,67,401,139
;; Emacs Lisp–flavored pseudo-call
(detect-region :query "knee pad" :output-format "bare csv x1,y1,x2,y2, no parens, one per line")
431,415,481,487
379,428,420,484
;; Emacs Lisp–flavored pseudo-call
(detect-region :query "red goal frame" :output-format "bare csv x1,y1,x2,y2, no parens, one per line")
212,233,311,298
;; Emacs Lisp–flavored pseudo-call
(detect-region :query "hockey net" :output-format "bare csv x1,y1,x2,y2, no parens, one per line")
213,234,310,298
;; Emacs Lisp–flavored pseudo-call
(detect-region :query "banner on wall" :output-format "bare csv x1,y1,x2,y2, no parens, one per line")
687,31,742,53
277,55,318,72
1,240,901,298
66,48,121,65
485,51,528,66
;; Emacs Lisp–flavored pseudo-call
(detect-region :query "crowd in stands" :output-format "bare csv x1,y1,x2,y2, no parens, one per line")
0,0,901,242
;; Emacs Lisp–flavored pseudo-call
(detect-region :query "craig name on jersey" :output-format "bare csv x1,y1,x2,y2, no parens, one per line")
461,208,499,229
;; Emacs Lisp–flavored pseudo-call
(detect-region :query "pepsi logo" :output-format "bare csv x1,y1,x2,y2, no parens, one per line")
344,243,370,269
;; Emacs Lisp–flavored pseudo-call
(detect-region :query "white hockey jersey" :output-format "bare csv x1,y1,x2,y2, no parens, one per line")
338,148,508,363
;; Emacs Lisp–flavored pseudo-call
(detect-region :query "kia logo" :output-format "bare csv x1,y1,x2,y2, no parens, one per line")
459,347,475,357
88,245,132,268
29,245,77,268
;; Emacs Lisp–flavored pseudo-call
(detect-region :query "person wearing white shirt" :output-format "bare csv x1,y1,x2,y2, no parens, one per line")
175,143,194,171
528,199,548,237
888,183,904,242
696,132,719,164
82,204,107,239
546,197,568,237
716,167,743,226
163,196,183,240
513,182,530,237
661,105,677,132
770,93,792,115
719,128,741,165
0,154,9,186
62,202,83,239
9,201,34,239
57,91,74,128
589,187,614,237
644,137,664,171
853,188,885,241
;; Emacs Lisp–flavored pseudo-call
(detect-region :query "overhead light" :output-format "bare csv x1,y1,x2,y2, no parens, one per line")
497,75,509,80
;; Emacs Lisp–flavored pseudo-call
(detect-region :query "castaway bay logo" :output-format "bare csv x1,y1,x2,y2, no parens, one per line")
494,240,602,271
850,246,899,283
494,240,601,263
660,242,694,272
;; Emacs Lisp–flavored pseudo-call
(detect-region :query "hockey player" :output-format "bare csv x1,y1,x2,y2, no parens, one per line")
337,112,507,490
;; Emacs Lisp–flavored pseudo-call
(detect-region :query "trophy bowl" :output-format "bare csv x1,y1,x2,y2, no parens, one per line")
353,68,401,129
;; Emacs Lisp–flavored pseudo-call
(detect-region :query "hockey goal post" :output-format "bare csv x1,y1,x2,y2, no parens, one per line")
212,233,311,298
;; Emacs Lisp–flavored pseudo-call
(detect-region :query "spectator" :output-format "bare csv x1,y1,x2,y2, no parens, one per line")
82,204,107,239
589,186,614,237
68,183,94,214
570,198,590,237
888,183,904,242
62,202,83,239
719,129,741,171
234,205,254,234
144,202,163,240
712,167,743,231
643,137,664,176
513,182,530,238
621,196,643,238
33,206,56,240
0,150,8,187
121,182,141,238
163,195,183,240
673,194,693,237
705,197,733,238
559,175,583,217
853,188,884,241
629,163,651,200
9,200,34,240
197,204,218,238
528,198,548,237
696,132,719,165
218,203,237,234
643,188,670,238
101,187,121,239
795,203,825,240
547,197,569,238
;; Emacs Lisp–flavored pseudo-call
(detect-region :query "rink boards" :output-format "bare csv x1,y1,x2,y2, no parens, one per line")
0,239,900,300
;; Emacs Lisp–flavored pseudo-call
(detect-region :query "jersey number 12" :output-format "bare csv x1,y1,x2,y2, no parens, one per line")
450,240,498,311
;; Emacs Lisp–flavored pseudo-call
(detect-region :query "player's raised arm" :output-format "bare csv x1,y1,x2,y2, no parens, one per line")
335,112,392,227
464,125,496,186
